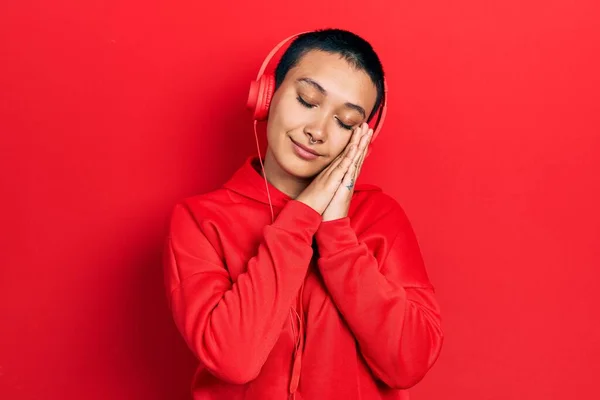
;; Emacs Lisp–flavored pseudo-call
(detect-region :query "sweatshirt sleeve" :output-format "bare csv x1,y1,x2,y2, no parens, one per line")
313,202,443,389
164,199,321,384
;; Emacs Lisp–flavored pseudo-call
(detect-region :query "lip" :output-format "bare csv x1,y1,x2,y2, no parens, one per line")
290,138,321,160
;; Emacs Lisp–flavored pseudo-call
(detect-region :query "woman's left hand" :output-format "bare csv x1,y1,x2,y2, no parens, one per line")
322,123,373,222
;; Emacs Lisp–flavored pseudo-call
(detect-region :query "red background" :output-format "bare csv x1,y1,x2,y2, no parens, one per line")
1,1,599,399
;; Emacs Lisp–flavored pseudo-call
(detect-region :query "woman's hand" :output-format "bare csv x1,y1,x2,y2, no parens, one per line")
295,132,360,215
295,122,372,217
321,123,372,222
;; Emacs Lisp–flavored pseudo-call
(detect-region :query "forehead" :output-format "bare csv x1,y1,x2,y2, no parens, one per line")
286,50,377,112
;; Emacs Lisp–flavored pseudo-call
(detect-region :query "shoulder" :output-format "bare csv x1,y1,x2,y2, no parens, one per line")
167,188,234,232
352,183,410,224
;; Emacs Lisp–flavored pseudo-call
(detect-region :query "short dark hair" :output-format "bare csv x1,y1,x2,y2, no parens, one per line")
274,28,385,122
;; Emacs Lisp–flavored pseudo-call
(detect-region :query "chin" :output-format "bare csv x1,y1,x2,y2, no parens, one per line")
274,145,324,180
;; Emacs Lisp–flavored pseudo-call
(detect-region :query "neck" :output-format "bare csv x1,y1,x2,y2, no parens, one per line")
260,148,311,199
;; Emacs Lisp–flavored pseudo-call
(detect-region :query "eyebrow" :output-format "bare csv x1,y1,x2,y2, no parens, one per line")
296,77,366,119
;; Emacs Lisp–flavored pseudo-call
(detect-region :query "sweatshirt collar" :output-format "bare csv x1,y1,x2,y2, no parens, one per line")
223,156,292,208
223,155,381,208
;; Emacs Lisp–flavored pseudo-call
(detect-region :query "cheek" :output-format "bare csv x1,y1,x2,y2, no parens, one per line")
274,96,307,130
266,97,286,140
329,135,351,158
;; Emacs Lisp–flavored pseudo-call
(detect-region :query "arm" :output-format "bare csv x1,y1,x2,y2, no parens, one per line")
164,199,321,384
314,203,443,389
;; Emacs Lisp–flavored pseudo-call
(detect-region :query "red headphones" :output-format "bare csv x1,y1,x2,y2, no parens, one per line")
246,32,388,147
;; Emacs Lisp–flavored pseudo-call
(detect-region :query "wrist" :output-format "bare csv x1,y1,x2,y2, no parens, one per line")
315,216,358,256
295,195,324,215
322,210,347,222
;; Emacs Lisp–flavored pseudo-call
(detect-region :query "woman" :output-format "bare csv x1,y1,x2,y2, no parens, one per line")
164,28,443,400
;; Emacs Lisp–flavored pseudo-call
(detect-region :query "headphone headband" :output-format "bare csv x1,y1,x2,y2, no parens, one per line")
254,32,310,80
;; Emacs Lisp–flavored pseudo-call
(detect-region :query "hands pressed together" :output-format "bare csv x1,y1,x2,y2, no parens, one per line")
296,122,373,222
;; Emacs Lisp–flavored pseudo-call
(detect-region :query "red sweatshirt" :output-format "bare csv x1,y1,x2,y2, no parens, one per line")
163,156,443,400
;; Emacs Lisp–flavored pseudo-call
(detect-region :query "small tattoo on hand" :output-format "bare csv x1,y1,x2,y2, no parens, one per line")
346,178,355,191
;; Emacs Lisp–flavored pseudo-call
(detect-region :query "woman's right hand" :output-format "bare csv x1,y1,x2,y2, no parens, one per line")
295,127,362,215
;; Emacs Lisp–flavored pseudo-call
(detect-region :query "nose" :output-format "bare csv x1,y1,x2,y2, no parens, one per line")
303,114,328,144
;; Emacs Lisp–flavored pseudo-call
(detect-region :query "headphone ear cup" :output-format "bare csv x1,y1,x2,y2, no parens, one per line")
371,128,380,143
246,79,260,117
367,78,387,147
247,74,275,121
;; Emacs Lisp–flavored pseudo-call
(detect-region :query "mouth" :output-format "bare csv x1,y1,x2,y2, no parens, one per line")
290,137,321,160
290,138,320,156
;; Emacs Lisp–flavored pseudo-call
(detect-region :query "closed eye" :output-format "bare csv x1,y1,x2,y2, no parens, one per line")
335,118,354,131
296,95,315,109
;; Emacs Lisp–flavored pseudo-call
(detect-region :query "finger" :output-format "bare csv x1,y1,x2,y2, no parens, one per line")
325,133,363,181
325,142,356,178
321,122,367,183
349,123,365,147
342,155,358,194
319,148,349,182
332,123,367,168
329,143,357,184
355,127,371,155
354,128,373,178
328,124,363,170
358,129,373,173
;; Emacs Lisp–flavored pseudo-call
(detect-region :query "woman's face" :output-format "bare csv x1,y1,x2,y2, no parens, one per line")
266,50,378,179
